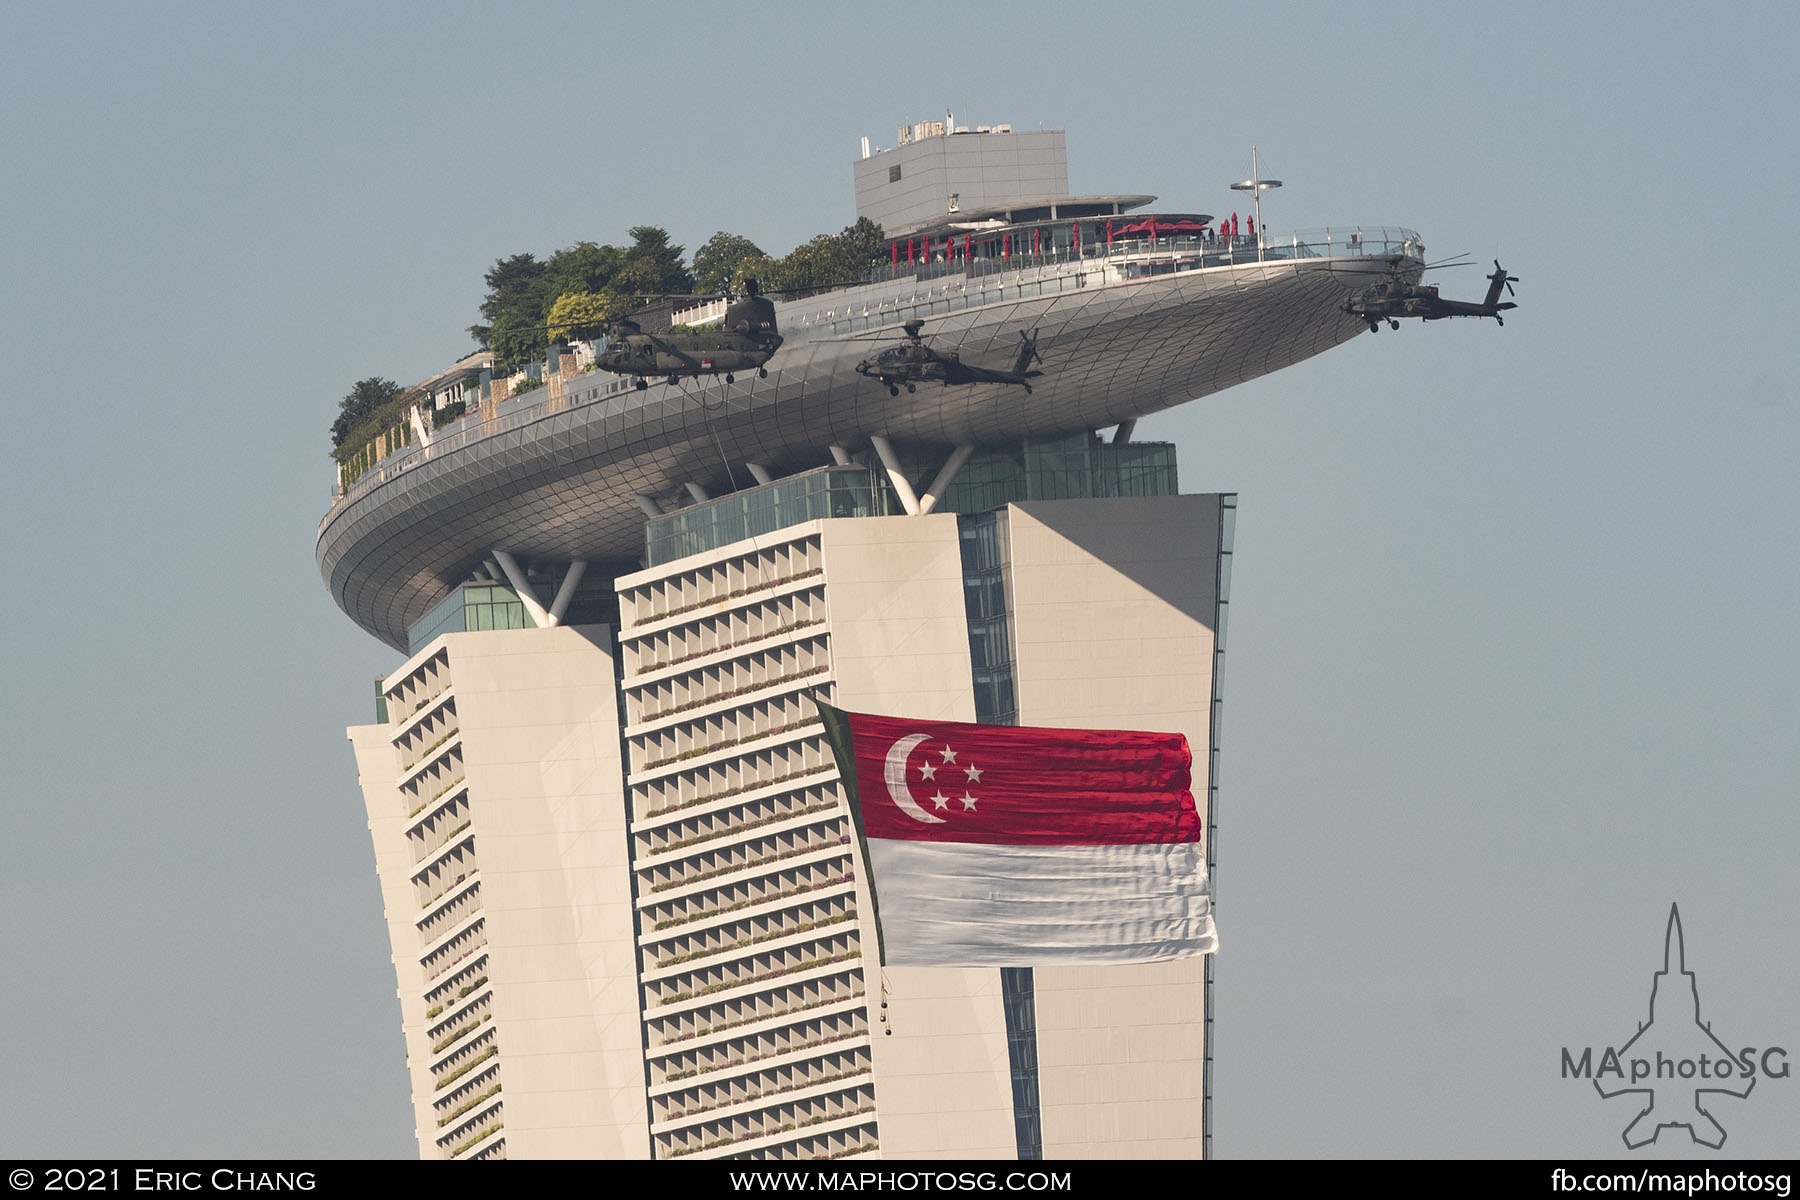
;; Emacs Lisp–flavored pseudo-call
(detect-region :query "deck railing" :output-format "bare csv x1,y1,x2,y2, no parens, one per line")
324,226,1419,509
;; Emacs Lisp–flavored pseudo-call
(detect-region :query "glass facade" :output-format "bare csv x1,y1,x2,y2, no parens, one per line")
958,513,1017,727
406,567,622,655
882,434,1179,516
411,584,530,651
956,511,1038,1155
1000,967,1043,1159
645,466,882,566
643,435,1179,568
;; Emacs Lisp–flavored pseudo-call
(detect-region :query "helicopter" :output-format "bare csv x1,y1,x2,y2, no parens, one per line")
594,278,783,389
855,320,1043,396
1344,259,1518,332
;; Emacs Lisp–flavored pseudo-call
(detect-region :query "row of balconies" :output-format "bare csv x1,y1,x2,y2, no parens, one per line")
652,1045,871,1131
626,638,830,732
422,954,488,1013
620,537,821,631
420,918,486,988
436,1099,504,1159
632,781,844,865
642,891,857,975
631,717,824,786
656,1084,876,1160
411,831,476,910
642,929,862,1012
392,690,457,761
383,647,451,729
631,690,824,777
636,814,850,899
648,1009,868,1089
640,858,854,935
426,993,492,1056
415,877,480,946
644,968,865,1050
406,789,469,860
632,738,834,823
747,1125,879,1161
426,1036,496,1101
397,737,462,811
624,598,827,686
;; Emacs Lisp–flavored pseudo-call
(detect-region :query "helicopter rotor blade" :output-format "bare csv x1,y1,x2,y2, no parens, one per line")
1494,259,1518,296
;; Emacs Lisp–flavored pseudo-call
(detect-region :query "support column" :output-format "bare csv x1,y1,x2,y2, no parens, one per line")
829,445,854,467
547,561,587,625
869,436,920,516
491,550,551,629
747,463,774,486
684,482,712,504
917,445,975,516
633,494,663,519
1112,419,1136,445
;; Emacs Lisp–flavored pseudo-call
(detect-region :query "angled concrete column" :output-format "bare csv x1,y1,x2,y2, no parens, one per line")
917,445,975,516
547,561,587,625
869,436,920,516
492,550,551,628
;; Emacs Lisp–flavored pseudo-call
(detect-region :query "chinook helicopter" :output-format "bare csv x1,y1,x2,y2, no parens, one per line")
855,320,1043,396
594,279,783,389
1344,259,1518,332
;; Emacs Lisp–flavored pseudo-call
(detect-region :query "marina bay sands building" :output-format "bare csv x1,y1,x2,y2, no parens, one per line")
323,119,1423,1159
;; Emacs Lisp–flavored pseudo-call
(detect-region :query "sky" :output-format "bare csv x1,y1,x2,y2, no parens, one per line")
2,0,1796,1161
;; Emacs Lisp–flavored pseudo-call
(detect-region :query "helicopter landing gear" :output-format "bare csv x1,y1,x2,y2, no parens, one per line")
1388,319,1400,330
888,385,899,397
667,375,680,388
757,367,768,379
635,377,648,390
724,373,735,384
905,383,916,394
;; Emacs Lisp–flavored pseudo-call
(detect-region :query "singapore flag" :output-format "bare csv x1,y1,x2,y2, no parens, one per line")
815,701,1216,967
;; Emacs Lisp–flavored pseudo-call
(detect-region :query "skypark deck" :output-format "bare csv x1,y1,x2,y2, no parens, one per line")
319,226,1422,649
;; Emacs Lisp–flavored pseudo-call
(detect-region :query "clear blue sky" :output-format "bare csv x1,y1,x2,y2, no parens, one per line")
3,0,1795,1159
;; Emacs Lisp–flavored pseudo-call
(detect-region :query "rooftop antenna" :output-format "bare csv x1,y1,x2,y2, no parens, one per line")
1229,146,1282,262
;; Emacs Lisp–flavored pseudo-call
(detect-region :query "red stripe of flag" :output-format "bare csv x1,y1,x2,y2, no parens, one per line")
841,709,1198,846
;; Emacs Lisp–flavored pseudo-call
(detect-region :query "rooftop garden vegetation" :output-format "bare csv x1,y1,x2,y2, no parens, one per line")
331,219,884,471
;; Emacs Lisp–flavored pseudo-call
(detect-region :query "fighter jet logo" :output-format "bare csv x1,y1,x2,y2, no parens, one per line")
1593,904,1755,1149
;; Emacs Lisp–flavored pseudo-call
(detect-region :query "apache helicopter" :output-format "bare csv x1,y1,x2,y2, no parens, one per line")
1344,259,1518,332
594,279,783,389
855,320,1043,396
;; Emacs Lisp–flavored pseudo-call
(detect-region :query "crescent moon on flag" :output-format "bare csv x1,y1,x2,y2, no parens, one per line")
883,733,945,824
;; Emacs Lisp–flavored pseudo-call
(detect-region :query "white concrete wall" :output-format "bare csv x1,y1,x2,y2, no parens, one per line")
444,625,647,1158
349,722,436,1155
353,625,649,1159
1005,496,1219,1159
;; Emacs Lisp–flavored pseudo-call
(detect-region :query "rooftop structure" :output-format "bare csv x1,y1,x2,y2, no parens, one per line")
329,121,1412,1158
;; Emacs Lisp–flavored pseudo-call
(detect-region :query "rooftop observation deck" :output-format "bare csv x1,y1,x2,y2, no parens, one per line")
319,226,1422,649
328,225,1419,505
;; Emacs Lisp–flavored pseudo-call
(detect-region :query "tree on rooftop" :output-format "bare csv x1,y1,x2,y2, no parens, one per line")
692,232,766,294
613,225,694,297
331,377,403,449
546,290,624,344
767,218,885,298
